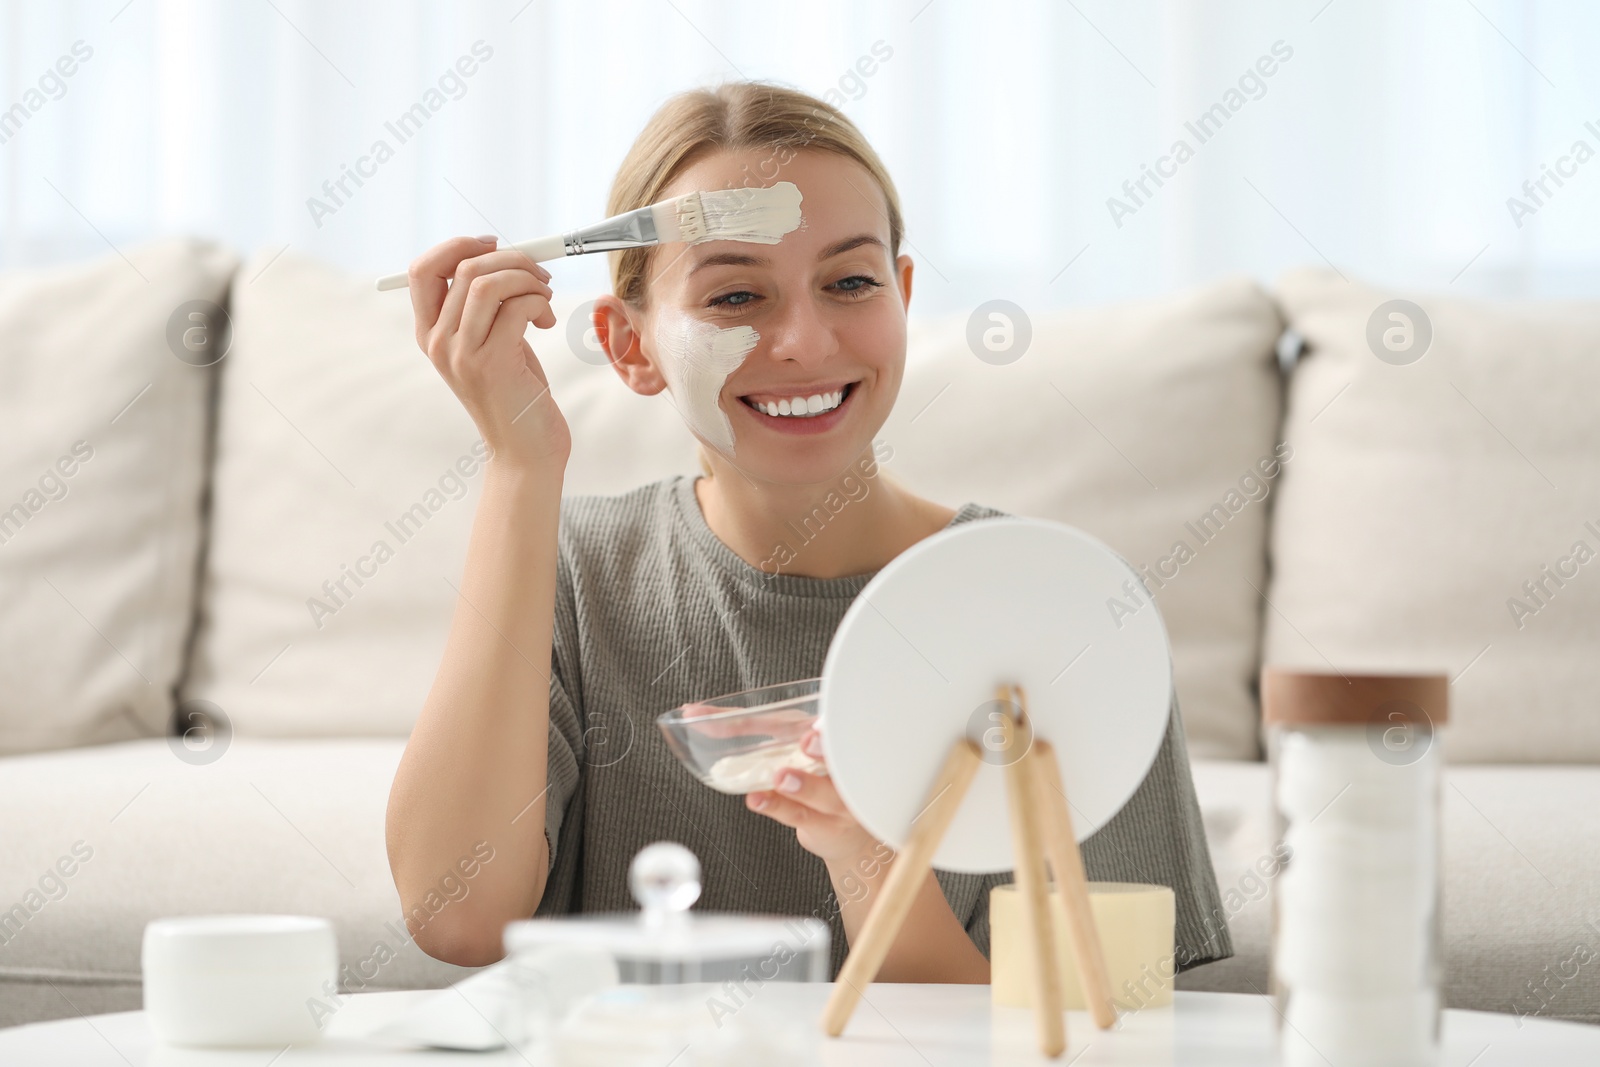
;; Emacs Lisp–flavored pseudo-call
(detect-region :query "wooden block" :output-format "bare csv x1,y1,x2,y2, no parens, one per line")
989,882,1176,1011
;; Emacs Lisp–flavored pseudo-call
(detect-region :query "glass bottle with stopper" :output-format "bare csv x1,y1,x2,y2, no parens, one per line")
505,841,829,985
505,843,828,1063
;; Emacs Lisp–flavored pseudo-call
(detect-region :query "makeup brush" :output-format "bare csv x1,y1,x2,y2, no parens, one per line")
374,181,802,291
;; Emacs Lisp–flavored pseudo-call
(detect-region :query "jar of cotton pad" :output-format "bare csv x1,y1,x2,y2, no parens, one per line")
1263,669,1449,1067
141,914,337,1048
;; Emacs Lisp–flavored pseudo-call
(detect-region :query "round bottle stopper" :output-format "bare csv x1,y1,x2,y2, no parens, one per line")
629,842,701,927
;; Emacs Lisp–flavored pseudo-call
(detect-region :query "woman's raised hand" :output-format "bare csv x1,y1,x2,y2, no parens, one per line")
408,237,572,473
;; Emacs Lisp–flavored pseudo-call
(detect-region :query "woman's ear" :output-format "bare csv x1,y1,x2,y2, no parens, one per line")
593,295,665,396
895,253,914,313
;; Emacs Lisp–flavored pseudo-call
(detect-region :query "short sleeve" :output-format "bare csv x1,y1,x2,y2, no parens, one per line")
533,539,586,917
542,672,583,871
1080,693,1234,972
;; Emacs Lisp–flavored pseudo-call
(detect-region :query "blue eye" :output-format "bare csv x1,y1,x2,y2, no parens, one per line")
706,275,884,309
832,275,884,299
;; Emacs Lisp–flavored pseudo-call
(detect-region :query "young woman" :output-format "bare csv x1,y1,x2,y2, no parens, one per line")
386,82,1231,983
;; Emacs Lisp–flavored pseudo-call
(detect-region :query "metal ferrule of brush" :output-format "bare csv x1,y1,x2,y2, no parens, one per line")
562,205,661,256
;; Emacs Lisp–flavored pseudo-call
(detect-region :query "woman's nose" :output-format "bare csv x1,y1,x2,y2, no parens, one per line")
759,298,840,371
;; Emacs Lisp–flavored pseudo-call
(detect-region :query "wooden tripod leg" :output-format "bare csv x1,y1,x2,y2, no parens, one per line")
1032,736,1118,1030
821,737,983,1037
1000,687,1066,1058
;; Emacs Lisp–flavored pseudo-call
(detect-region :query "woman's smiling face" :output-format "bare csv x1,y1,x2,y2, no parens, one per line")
618,149,913,485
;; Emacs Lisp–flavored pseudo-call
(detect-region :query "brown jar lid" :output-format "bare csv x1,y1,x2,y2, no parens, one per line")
1261,667,1449,727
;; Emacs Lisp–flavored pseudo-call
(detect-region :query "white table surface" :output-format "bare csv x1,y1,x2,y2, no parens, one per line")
2,985,1596,1065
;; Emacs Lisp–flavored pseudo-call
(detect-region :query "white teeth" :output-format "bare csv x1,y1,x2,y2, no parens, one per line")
754,388,846,418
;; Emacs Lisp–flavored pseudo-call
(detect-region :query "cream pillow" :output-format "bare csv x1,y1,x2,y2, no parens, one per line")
182,250,694,736
883,278,1286,759
0,238,238,754
1267,269,1600,762
187,252,1285,757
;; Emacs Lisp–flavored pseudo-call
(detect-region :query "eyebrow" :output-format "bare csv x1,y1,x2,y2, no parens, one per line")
685,233,887,277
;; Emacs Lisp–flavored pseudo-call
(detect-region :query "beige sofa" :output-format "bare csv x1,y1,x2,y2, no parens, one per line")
2,239,1595,1029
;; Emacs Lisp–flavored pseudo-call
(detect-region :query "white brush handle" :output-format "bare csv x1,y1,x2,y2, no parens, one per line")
506,233,569,263
373,233,569,292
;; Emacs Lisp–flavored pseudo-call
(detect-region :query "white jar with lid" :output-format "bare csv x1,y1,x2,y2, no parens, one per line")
1264,669,1448,1067
142,914,337,1047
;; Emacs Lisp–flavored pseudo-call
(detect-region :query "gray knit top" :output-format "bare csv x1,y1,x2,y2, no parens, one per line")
533,475,1234,978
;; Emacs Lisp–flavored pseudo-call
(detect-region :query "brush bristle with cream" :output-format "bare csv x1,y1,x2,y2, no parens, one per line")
652,182,804,245
375,182,803,291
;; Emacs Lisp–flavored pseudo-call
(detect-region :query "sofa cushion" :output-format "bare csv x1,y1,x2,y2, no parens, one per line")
182,249,697,737
1181,758,1600,1025
0,237,237,755
0,738,476,1028
1268,270,1600,762
882,278,1286,759
189,254,1283,756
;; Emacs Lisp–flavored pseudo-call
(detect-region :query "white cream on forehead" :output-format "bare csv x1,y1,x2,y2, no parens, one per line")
683,181,804,245
654,311,758,455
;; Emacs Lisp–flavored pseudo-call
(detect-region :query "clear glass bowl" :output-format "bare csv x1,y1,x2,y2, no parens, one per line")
655,678,824,795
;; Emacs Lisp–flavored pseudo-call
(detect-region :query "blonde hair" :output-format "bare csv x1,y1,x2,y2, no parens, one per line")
607,82,905,477
608,81,904,307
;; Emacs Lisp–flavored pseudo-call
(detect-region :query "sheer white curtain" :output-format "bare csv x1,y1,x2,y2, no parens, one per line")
3,0,1597,317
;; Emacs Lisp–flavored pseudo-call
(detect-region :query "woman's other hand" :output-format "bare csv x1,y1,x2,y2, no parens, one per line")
746,726,889,876
746,724,988,983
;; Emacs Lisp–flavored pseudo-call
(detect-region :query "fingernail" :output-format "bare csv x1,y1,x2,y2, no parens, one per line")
477,234,498,244
749,792,767,810
803,732,822,757
777,772,801,793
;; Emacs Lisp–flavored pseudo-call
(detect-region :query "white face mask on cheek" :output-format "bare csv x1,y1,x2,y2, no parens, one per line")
653,309,759,456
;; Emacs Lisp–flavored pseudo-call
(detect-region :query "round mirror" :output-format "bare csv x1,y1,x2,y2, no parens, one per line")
819,518,1172,874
